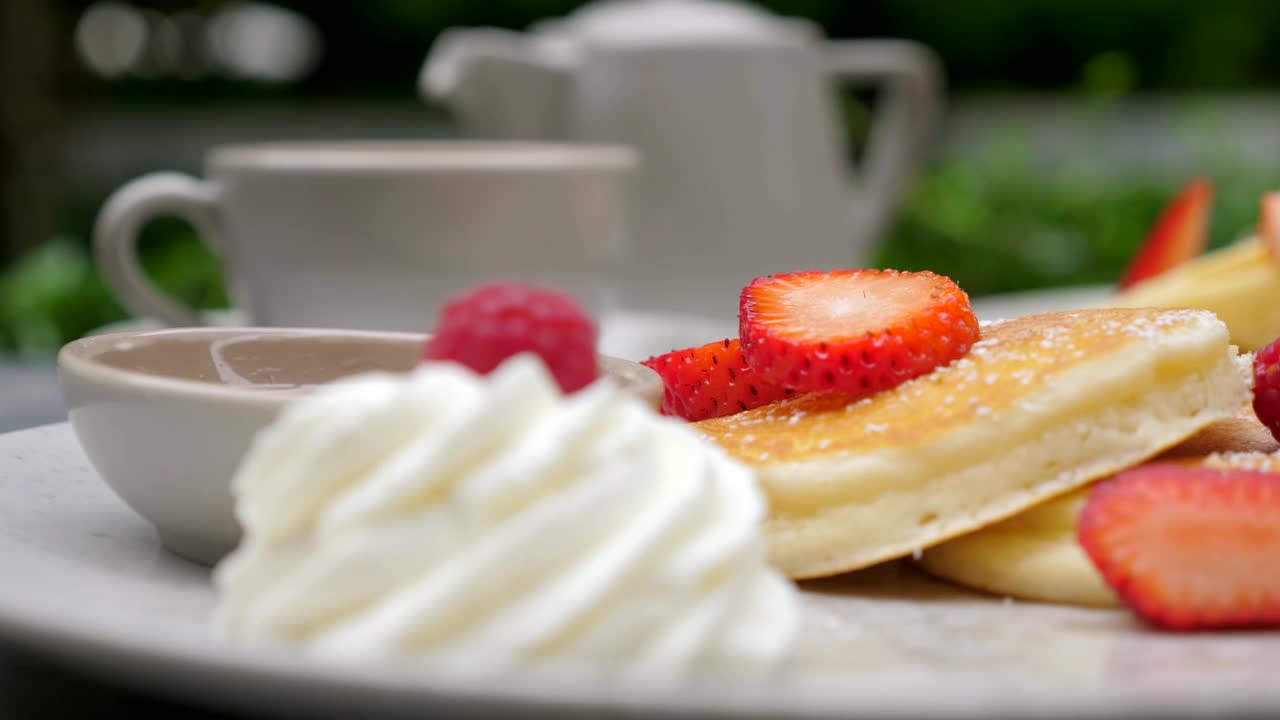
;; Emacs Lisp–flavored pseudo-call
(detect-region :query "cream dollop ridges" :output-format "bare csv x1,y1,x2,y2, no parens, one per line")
214,354,797,675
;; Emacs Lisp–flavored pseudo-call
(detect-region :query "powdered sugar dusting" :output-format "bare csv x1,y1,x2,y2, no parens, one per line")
694,308,1228,462
1204,450,1280,472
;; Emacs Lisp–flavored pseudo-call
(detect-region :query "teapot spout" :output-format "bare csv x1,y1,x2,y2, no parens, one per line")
420,27,573,140
420,27,526,101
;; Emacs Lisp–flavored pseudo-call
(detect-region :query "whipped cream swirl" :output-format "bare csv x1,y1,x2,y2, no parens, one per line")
214,355,797,675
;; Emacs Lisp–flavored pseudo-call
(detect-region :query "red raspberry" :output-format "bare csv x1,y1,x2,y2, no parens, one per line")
1253,337,1280,442
422,282,598,393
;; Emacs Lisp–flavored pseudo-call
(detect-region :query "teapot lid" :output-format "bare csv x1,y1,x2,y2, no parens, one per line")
543,0,795,45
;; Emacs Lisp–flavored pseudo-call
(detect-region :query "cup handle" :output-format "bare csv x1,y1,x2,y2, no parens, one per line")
93,172,223,327
824,40,944,249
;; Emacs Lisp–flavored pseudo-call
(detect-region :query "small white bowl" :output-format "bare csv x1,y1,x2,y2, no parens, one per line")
58,327,661,566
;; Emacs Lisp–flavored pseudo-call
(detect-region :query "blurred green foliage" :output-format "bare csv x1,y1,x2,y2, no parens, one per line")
2,159,1272,357
875,150,1274,294
0,221,227,358
876,173,1259,292
9,0,1277,357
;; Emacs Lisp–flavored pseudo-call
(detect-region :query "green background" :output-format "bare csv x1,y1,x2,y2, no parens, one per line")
4,0,1279,356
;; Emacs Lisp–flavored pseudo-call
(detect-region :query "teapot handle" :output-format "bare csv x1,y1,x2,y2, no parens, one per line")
824,40,943,251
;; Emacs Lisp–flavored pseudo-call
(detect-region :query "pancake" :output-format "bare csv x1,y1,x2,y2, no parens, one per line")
695,308,1249,580
917,405,1280,607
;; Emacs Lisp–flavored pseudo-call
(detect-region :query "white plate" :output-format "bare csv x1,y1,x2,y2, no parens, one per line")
1,423,1278,718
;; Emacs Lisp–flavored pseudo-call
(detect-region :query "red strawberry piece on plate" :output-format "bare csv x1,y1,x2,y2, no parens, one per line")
1253,336,1280,443
1117,177,1213,289
642,338,791,421
422,282,597,393
1259,191,1280,264
739,269,979,398
1078,463,1280,630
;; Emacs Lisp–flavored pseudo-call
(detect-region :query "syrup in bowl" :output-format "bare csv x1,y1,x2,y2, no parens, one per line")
57,327,661,565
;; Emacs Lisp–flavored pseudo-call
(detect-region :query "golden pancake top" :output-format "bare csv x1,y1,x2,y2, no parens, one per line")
696,308,1225,465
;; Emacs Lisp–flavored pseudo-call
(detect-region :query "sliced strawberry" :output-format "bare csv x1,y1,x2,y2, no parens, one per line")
1259,191,1280,264
1078,463,1280,631
739,269,979,397
1117,178,1213,289
641,338,791,421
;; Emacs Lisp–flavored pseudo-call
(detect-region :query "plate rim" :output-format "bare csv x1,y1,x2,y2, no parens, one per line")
2,423,1279,718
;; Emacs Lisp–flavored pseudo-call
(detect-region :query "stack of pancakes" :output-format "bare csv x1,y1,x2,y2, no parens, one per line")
916,405,1278,606
695,307,1263,604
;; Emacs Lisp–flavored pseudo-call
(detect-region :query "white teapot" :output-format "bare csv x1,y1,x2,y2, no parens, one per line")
422,0,942,314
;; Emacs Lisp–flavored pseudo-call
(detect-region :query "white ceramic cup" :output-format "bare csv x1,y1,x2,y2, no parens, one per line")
58,327,662,565
93,141,637,331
